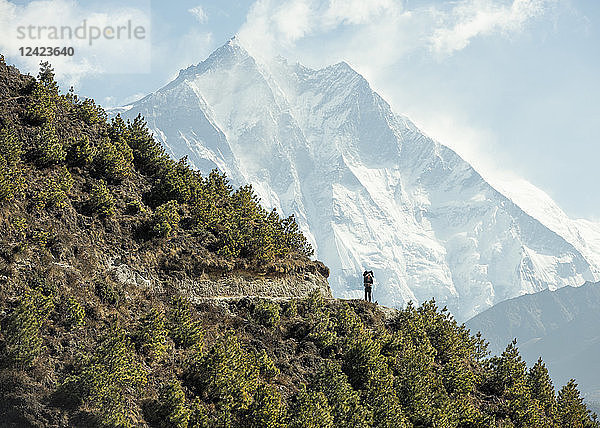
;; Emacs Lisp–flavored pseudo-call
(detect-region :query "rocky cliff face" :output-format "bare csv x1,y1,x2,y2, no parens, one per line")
181,271,332,302
107,256,331,302
115,39,600,320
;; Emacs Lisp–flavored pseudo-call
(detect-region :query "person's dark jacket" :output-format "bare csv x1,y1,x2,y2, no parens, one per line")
363,270,374,288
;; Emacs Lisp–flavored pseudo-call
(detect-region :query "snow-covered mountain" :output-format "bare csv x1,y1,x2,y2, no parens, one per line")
115,38,600,320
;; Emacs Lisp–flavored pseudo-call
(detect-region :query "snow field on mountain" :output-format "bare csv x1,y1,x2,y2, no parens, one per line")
116,39,600,320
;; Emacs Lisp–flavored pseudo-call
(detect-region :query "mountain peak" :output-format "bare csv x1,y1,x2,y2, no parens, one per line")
332,60,352,70
175,38,252,81
117,44,600,320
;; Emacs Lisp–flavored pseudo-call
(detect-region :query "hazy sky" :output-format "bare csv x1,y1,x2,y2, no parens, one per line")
2,0,599,219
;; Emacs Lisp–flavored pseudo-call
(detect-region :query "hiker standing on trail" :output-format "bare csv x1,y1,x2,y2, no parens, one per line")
363,270,374,302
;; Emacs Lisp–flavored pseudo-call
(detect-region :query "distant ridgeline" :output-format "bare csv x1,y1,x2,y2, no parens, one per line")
0,57,598,427
467,281,600,410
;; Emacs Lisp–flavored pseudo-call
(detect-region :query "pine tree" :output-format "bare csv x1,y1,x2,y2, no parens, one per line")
2,294,44,367
67,326,147,427
168,297,203,349
187,332,259,422
556,379,597,427
94,137,134,183
62,297,85,329
37,61,59,93
311,361,371,427
0,154,24,204
528,358,556,421
88,179,116,217
32,124,65,167
26,62,61,125
67,135,95,166
288,386,334,428
125,114,169,177
135,308,168,360
151,200,181,238
484,340,542,426
243,383,287,428
154,380,191,428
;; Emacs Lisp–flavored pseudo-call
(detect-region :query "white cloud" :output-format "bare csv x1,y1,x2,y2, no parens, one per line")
237,0,555,65
237,0,404,61
403,108,516,184
189,5,208,24
322,0,398,27
0,0,151,84
272,0,313,45
234,0,561,209
123,92,146,104
103,91,145,107
430,0,554,56
154,29,213,84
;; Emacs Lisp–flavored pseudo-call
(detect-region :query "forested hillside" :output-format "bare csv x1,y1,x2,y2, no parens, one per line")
0,56,597,427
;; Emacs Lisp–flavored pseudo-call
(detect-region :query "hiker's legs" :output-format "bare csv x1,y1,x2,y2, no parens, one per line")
364,288,368,301
367,289,372,303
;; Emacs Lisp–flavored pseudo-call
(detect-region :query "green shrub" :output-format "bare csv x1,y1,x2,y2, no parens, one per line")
385,321,443,425
10,217,27,240
243,383,287,428
147,158,197,207
88,180,116,217
134,308,168,360
168,297,203,349
0,129,25,203
34,166,73,210
0,127,24,165
187,332,259,419
311,361,371,427
151,200,181,238
342,332,387,391
256,349,280,381
93,137,133,183
126,198,146,215
32,124,65,167
67,135,95,166
283,299,298,318
253,299,280,328
366,373,410,428
30,273,58,298
332,304,363,340
303,290,325,314
0,154,25,204
66,327,147,427
30,229,50,247
63,297,85,329
288,386,333,428
308,313,337,353
152,380,191,428
188,398,210,428
95,279,121,306
2,293,44,367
